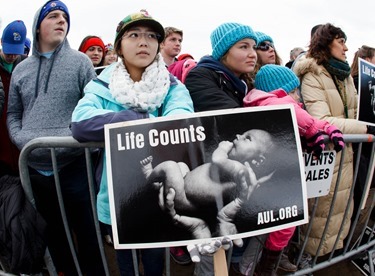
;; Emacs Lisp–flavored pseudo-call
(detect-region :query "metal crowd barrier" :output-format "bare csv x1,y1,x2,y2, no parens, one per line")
1,134,374,275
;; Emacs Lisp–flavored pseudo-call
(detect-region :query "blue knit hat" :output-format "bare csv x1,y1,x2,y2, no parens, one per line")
255,31,273,45
37,0,70,34
255,64,300,93
211,22,258,60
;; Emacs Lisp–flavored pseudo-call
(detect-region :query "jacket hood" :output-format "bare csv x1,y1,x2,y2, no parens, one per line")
244,88,287,106
197,55,248,95
83,63,118,104
292,56,323,79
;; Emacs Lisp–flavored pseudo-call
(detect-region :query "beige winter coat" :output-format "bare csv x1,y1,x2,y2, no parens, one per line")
293,57,367,256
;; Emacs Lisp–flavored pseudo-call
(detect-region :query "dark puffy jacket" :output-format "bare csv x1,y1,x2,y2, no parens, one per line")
185,66,245,111
0,175,47,274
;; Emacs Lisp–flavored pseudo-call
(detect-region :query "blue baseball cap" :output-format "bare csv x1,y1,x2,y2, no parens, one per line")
24,38,31,55
24,37,31,49
1,20,27,55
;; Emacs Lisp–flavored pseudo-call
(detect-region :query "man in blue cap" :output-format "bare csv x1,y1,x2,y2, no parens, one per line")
7,1,103,275
0,20,27,177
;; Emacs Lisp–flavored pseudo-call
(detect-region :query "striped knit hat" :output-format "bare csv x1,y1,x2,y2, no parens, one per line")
255,31,274,45
211,22,258,60
255,64,300,93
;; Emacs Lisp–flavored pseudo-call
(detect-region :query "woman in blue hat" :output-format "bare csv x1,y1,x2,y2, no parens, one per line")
184,21,258,276
185,22,257,112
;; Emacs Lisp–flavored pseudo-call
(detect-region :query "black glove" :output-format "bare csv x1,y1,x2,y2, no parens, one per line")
325,125,345,153
367,125,375,135
306,131,325,158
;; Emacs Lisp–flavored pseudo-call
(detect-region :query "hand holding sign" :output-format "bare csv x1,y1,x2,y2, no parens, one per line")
163,187,211,239
187,237,232,263
158,164,259,262
217,162,273,245
162,187,234,263
217,162,257,240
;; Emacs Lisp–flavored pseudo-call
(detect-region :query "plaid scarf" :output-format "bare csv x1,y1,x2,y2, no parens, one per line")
323,58,351,81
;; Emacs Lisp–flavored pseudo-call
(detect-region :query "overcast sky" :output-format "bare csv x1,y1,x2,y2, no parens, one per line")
1,0,374,65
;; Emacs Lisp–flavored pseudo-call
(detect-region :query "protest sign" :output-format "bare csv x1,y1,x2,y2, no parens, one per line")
357,58,375,209
357,57,375,126
351,226,375,275
303,151,336,198
104,105,308,249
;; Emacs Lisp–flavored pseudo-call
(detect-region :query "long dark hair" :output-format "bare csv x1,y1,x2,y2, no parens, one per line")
307,23,347,65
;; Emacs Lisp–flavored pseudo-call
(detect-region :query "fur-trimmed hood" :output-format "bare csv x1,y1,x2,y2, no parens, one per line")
292,55,326,79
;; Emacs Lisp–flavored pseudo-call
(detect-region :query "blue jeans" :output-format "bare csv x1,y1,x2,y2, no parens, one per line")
106,225,164,276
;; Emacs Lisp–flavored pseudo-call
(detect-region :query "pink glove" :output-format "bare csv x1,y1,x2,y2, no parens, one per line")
325,125,345,152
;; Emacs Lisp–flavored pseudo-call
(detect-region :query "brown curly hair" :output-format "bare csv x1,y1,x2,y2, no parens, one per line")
307,23,347,65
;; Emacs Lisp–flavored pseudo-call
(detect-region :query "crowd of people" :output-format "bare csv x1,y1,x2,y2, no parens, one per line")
1,0,375,275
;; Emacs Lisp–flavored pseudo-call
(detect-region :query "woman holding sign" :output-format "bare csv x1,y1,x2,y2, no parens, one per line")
71,10,194,276
293,23,368,259
184,22,258,275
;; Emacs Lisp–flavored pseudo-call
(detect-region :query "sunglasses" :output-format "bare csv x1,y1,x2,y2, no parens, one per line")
257,42,275,51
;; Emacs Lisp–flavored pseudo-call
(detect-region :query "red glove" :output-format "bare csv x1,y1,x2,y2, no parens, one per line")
306,131,325,158
325,125,345,153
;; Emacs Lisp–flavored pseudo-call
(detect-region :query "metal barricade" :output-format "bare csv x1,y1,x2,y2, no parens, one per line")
1,134,374,275
290,134,375,276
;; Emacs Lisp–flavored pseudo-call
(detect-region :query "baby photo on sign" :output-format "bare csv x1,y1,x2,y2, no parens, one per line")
104,105,308,249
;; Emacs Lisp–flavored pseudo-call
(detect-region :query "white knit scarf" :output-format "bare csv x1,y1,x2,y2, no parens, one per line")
110,53,170,112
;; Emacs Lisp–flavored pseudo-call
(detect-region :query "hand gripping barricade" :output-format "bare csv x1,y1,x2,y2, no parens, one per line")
0,134,374,276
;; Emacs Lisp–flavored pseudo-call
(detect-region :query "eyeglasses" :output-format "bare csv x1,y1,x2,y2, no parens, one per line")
122,31,161,42
257,42,275,51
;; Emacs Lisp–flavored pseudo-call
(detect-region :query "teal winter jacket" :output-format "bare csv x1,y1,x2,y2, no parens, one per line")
71,63,194,224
